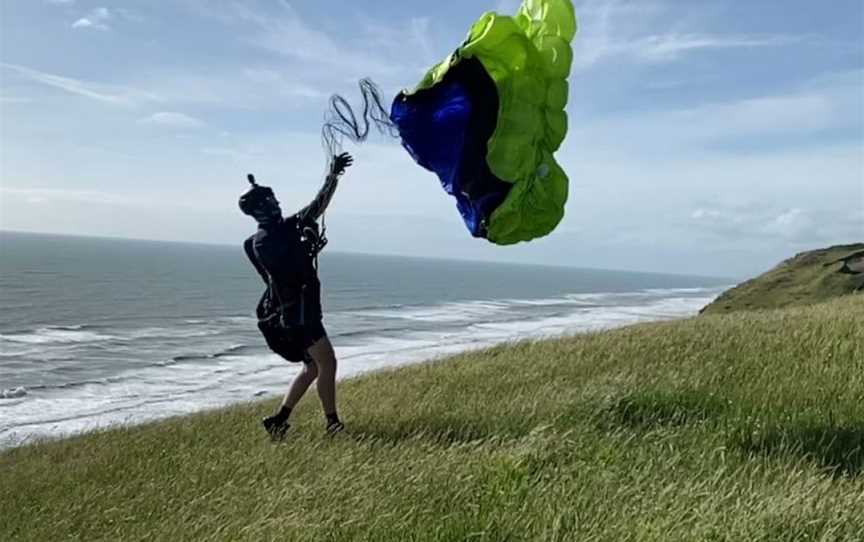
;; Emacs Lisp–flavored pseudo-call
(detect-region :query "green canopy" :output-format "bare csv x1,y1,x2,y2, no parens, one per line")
409,0,577,245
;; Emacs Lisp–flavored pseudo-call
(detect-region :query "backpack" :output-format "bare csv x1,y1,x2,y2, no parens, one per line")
248,218,327,362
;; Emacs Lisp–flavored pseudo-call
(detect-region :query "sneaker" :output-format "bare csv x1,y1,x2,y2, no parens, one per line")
262,416,289,441
326,420,345,436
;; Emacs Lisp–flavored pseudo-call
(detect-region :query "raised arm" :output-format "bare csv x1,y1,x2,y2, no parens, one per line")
297,153,353,222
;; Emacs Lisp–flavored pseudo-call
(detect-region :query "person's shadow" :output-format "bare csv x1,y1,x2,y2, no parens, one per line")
347,414,535,447
733,422,864,478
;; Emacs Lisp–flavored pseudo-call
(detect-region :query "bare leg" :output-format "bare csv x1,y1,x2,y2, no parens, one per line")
307,336,338,416
281,361,318,411
262,361,318,440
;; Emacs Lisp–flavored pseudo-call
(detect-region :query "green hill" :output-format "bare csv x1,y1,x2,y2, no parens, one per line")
701,243,864,315
2,296,863,541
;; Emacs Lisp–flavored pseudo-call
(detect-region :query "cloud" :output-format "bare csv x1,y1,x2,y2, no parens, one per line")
0,63,159,107
72,7,111,30
189,1,426,90
0,187,139,206
125,68,328,112
568,71,861,153
627,34,802,63
553,129,863,273
242,69,326,99
646,92,835,141
410,18,434,65
0,94,33,104
70,2,423,111
139,112,205,129
761,208,814,239
245,7,409,79
689,204,861,246
571,0,804,70
71,19,105,30
140,1,438,111
46,0,75,4
200,147,255,163
355,14,437,71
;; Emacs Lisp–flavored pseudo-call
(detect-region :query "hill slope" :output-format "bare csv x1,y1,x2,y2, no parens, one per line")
2,296,863,541
701,243,864,315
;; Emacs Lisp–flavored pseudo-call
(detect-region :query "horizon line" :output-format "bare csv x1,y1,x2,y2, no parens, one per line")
0,228,738,282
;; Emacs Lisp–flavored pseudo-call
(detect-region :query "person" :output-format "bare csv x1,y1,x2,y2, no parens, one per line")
239,152,353,439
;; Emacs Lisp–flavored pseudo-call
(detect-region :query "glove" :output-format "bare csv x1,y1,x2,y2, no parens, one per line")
330,152,354,177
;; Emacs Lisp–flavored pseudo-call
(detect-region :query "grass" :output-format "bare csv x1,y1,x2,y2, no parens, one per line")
701,243,864,315
2,296,863,541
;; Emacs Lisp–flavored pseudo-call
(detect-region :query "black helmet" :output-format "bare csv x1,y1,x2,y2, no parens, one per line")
239,174,274,216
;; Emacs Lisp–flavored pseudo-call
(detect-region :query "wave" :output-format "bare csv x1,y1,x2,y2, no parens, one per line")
0,327,118,345
0,346,49,358
336,303,407,314
0,288,722,352
27,377,124,392
2,344,255,400
0,288,721,450
333,287,726,325
0,317,251,350
358,300,515,324
170,344,250,363
330,325,418,339
640,286,729,296
125,327,225,341
1,387,27,399
47,324,93,331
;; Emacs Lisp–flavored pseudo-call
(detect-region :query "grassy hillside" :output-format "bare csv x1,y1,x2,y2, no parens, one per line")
701,243,864,315
2,296,863,541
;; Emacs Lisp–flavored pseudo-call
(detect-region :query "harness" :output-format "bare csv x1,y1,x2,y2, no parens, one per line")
300,213,328,271
251,217,327,328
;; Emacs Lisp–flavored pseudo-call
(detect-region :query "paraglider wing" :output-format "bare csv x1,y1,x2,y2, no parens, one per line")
391,0,577,245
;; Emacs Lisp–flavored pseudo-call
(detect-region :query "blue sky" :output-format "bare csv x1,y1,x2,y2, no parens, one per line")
1,0,862,277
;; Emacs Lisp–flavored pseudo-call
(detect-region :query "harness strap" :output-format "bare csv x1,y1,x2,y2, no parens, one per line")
250,236,305,326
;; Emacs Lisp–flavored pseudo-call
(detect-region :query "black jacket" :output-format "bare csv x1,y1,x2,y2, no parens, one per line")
243,173,339,325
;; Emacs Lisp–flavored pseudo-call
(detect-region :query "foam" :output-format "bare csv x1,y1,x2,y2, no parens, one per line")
125,327,225,340
0,387,27,399
352,287,725,326
0,328,117,345
360,300,513,323
0,346,48,358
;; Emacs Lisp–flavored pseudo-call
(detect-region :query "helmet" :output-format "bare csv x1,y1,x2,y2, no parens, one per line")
239,174,275,216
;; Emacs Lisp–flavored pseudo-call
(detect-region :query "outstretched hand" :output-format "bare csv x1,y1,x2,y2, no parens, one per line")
330,152,354,177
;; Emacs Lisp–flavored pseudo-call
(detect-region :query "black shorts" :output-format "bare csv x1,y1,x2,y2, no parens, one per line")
297,319,327,360
258,318,327,364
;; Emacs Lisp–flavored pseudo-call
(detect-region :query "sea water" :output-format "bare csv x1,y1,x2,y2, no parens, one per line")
0,231,729,448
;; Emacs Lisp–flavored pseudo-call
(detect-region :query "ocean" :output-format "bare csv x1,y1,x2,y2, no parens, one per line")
0,231,729,448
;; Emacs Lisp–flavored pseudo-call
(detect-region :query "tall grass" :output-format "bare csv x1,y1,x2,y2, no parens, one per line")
2,297,862,541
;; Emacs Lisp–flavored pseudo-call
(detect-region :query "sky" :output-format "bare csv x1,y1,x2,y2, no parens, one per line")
0,0,862,278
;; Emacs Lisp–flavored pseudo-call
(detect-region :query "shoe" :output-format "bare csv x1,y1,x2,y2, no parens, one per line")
326,420,345,436
262,416,290,441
